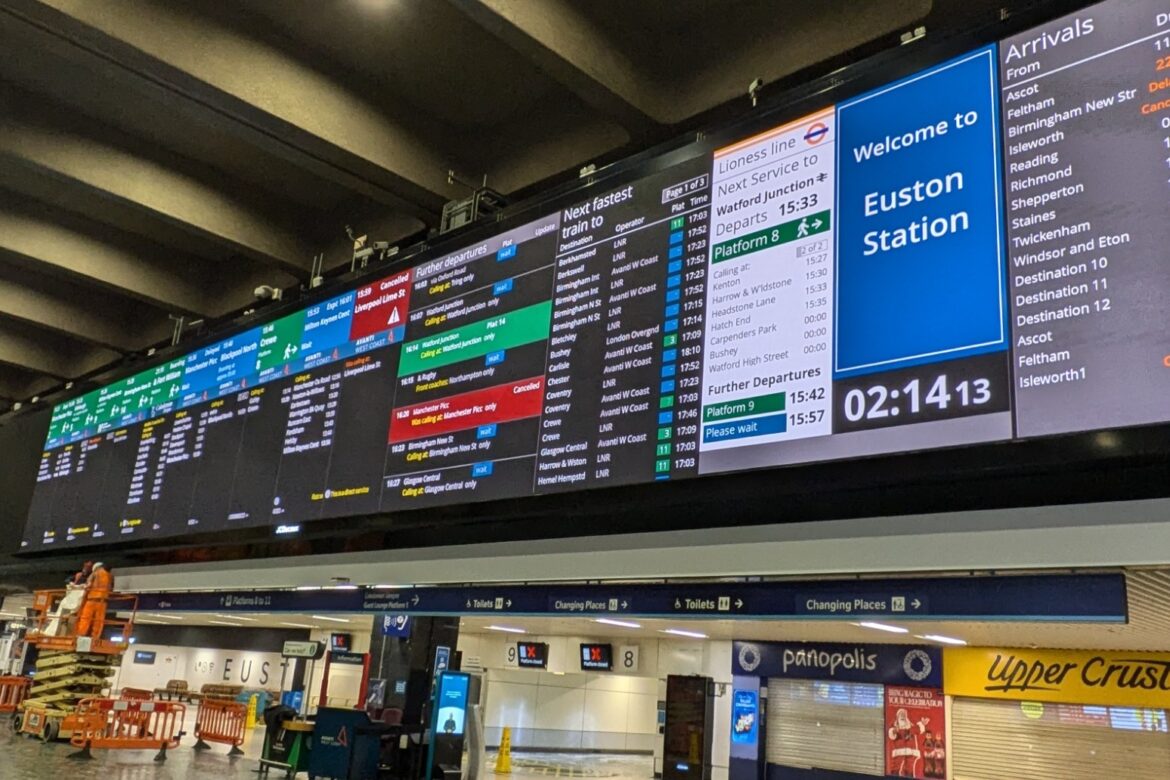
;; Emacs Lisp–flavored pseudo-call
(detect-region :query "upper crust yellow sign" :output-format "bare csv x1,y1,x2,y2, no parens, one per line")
945,647,1170,708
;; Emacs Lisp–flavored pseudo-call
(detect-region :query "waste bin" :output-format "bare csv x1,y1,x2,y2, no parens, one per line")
259,704,313,778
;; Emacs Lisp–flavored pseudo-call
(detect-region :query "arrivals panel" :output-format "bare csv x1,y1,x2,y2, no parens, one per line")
23,0,1170,550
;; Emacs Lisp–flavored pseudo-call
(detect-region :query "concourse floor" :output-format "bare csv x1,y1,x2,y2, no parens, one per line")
1,717,266,779
1,723,655,780
487,752,654,780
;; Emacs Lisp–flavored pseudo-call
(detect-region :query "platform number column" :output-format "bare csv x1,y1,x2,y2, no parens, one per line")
656,194,709,479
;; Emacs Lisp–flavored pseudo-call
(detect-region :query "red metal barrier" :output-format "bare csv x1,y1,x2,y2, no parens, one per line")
193,697,247,756
66,697,185,762
0,676,30,714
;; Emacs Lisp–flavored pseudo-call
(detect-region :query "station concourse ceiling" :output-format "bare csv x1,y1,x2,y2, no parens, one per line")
0,0,968,413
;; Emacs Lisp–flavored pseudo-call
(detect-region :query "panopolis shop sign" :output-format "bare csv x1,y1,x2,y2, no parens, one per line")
733,641,942,687
945,647,1170,708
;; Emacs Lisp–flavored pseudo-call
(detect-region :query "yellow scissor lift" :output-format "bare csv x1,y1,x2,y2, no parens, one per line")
13,589,137,742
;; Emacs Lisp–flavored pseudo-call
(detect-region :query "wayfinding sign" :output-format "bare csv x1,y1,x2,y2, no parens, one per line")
136,572,1126,623
281,640,323,659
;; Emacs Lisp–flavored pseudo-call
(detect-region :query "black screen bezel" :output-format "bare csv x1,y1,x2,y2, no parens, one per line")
19,0,1149,563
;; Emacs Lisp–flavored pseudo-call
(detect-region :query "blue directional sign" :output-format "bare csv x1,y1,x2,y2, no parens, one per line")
382,614,412,638
134,573,1126,623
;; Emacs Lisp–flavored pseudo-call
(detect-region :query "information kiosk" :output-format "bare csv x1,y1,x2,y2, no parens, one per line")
426,671,471,780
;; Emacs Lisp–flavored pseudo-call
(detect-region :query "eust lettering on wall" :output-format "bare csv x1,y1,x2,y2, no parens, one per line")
118,645,284,691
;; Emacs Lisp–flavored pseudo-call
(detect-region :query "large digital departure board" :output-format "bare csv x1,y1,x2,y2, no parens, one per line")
23,0,1170,550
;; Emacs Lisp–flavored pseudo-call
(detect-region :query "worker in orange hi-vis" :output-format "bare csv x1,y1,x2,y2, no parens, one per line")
76,562,113,639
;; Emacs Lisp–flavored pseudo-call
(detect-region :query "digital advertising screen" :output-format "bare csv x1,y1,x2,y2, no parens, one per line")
434,672,470,736
731,689,758,745
20,0,1170,552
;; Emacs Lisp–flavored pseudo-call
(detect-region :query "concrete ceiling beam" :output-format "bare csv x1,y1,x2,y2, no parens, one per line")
0,320,119,379
447,0,662,138
0,196,217,317
668,0,932,122
0,94,315,278
0,273,169,353
3,0,453,216
0,368,56,400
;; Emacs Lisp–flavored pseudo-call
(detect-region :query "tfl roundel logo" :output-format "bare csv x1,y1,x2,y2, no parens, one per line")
804,122,829,145
738,643,763,673
903,649,933,682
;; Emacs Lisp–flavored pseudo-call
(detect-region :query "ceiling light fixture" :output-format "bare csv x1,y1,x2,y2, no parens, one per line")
310,615,351,624
486,625,526,634
354,0,397,11
280,622,317,629
295,586,322,591
213,614,258,622
208,620,243,626
660,629,709,639
373,584,408,590
919,634,968,646
857,621,910,634
595,618,642,629
142,614,184,621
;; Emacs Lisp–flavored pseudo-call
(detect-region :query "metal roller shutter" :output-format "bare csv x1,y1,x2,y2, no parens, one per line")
951,697,1170,780
765,679,885,776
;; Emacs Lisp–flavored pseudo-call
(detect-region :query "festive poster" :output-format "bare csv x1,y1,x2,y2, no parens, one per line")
885,686,946,779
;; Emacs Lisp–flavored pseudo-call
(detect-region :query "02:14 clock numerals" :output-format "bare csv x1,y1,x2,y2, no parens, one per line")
842,375,992,423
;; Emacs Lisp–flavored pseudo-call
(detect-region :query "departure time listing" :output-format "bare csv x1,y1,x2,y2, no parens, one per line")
700,108,837,453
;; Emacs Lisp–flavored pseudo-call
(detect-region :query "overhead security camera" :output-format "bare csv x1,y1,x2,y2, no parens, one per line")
748,78,764,107
254,285,283,302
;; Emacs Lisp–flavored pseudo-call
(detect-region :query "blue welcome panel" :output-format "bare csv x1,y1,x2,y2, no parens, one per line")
834,46,1008,380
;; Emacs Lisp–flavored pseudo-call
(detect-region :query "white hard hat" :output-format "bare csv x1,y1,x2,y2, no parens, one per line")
92,562,105,569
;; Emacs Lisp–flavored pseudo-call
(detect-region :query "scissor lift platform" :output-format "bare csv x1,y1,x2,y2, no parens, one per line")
14,589,137,742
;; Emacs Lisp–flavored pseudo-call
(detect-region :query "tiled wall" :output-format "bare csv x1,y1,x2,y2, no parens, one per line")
483,668,659,752
458,630,733,772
